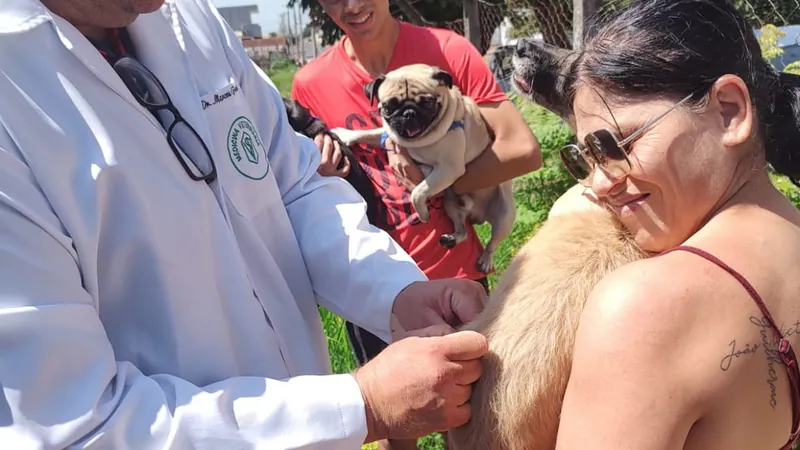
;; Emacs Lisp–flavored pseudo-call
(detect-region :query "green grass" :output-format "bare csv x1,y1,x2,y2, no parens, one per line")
266,60,297,98
267,61,800,449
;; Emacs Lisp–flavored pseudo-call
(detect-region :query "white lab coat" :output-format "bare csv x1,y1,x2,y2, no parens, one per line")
0,0,427,448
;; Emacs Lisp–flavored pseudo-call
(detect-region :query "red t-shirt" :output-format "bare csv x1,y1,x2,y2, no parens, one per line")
291,21,508,281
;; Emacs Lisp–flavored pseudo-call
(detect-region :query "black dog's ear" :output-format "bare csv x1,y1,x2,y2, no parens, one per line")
431,67,453,89
364,75,386,106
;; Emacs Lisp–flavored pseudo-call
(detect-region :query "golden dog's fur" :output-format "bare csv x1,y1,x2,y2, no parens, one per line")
448,209,647,450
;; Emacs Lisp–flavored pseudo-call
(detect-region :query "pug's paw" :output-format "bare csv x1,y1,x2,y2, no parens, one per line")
476,251,495,274
416,205,431,223
439,234,457,248
439,231,468,248
411,189,431,222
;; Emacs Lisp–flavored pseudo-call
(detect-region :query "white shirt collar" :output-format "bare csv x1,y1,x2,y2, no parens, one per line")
0,0,53,34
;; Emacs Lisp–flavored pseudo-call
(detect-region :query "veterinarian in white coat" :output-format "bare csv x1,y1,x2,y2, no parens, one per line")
0,0,489,448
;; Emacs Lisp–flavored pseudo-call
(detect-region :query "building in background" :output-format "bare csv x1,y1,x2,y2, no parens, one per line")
242,36,288,66
218,5,262,38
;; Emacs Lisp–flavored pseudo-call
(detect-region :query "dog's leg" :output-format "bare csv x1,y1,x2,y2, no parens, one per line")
328,127,384,148
439,189,473,249
411,166,462,223
476,182,516,274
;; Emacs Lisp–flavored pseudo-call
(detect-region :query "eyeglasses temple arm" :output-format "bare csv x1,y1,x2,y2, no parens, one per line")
618,92,695,147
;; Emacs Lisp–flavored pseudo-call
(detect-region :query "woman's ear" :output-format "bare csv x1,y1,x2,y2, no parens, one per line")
710,74,754,148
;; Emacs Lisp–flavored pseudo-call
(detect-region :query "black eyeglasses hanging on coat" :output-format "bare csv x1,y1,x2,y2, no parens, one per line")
89,29,217,184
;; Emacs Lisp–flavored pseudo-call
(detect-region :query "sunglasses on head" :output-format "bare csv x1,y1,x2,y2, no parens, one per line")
560,91,696,187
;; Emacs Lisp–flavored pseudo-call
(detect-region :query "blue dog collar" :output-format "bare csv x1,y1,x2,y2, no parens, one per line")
380,130,392,150
379,121,465,150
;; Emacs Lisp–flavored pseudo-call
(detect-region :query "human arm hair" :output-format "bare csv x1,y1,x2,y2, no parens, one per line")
441,33,542,194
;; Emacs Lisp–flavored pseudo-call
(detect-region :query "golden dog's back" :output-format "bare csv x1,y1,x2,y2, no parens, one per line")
448,210,647,450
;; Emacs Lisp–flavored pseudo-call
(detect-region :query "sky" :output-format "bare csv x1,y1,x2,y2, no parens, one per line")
211,0,311,35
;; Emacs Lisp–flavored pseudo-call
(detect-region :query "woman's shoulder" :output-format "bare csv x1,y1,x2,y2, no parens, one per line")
572,249,759,393
579,241,777,328
577,253,707,347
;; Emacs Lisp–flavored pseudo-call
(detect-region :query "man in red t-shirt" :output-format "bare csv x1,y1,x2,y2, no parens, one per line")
292,3,540,447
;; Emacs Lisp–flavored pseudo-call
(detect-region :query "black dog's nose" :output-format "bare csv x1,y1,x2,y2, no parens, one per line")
403,109,416,119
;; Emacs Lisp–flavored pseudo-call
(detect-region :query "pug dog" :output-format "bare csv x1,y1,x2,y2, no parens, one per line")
329,64,515,273
281,97,379,224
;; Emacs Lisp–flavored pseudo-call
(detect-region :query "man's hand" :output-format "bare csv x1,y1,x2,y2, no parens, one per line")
391,279,488,335
403,324,456,338
384,138,424,191
313,132,350,177
355,331,489,442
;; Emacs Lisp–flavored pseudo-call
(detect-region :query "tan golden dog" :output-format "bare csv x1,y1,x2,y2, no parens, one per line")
447,208,648,450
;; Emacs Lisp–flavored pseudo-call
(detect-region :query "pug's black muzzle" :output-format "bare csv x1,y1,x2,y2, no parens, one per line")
385,100,440,140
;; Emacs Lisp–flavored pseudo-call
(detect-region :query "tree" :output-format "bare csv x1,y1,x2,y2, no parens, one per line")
288,0,800,55
757,23,800,76
286,0,505,55
758,23,786,62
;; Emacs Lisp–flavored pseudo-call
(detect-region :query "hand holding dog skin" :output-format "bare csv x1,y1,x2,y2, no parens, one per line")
313,132,350,178
392,278,488,332
355,330,489,442
402,324,457,338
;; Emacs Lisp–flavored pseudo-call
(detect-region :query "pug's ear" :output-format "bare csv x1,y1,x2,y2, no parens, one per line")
364,75,386,106
431,67,454,89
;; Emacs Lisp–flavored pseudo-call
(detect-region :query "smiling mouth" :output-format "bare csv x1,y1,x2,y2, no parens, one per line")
610,193,650,208
348,12,372,26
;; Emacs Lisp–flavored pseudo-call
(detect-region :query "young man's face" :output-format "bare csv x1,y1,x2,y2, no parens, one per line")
318,0,392,40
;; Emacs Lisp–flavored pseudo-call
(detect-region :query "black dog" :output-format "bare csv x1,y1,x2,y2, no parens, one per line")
282,97,379,224
510,39,577,126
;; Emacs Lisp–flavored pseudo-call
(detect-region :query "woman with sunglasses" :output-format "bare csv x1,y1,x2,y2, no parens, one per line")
523,1,800,449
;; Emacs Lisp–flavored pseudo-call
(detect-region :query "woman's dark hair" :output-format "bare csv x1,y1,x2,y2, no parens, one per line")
566,0,800,187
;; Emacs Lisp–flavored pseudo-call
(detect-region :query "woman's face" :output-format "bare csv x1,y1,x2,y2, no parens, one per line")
570,79,754,252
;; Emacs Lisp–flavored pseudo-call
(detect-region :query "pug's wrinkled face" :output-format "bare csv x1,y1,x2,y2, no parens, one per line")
364,64,454,140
